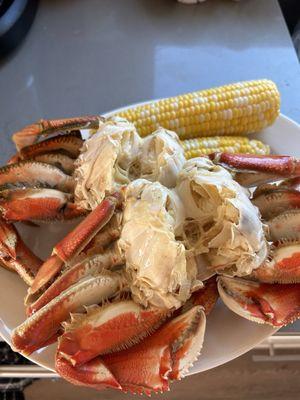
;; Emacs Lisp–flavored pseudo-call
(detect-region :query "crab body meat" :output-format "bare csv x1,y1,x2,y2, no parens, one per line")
119,179,199,310
176,157,268,276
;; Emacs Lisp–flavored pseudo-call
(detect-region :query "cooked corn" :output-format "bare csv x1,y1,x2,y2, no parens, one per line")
182,136,270,158
116,80,280,139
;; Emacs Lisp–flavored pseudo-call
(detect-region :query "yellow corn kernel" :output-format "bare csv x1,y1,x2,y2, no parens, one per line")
182,136,270,159
115,80,280,139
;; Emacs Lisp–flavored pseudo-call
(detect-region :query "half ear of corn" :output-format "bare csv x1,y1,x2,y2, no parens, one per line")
116,80,280,140
182,136,270,159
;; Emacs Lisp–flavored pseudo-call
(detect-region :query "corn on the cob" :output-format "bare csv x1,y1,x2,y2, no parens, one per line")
116,80,280,139
182,136,270,159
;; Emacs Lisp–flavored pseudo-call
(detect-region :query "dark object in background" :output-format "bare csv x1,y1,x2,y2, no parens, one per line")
0,342,34,399
0,0,39,57
279,0,300,35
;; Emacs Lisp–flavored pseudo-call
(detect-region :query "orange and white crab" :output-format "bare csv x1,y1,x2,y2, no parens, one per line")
0,116,300,394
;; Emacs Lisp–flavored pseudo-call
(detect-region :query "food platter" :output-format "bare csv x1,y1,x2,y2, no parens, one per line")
0,109,298,376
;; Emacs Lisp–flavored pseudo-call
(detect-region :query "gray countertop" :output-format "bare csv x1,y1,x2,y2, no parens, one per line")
0,0,300,332
0,0,299,157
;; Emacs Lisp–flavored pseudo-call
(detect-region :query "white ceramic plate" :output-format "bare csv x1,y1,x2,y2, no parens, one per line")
0,112,299,375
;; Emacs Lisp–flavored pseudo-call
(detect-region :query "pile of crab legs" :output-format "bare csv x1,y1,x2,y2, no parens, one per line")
0,116,299,394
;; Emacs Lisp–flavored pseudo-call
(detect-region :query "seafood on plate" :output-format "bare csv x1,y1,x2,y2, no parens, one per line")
1,81,300,394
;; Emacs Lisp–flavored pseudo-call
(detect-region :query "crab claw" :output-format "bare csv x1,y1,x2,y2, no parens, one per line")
12,116,103,151
210,153,300,187
55,354,121,391
0,218,42,285
12,271,123,354
29,194,121,297
57,300,167,367
55,306,206,395
218,276,300,327
251,240,300,283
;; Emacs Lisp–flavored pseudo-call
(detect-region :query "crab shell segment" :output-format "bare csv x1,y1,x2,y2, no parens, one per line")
26,244,124,314
252,188,300,220
182,276,219,316
176,157,267,277
12,271,124,355
0,218,42,285
218,275,300,327
55,306,206,395
12,116,103,151
267,209,300,242
0,189,86,223
251,239,300,283
29,194,120,297
57,300,168,367
210,153,300,187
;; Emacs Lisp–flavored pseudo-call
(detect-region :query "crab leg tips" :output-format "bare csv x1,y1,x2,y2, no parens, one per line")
218,276,300,327
55,354,121,391
0,218,42,285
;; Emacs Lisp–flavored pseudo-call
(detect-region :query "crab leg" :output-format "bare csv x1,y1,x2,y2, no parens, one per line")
0,189,86,222
57,300,167,367
218,276,300,327
12,271,123,354
251,240,300,283
12,116,104,151
279,176,300,192
267,210,300,241
19,132,83,160
55,306,206,395
0,218,42,285
0,161,74,193
210,153,300,187
252,188,300,220
33,153,75,175
26,244,124,314
29,194,121,297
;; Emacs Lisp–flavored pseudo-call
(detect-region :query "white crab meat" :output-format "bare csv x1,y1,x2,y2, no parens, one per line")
176,157,268,277
118,179,200,310
74,118,186,210
74,117,142,209
139,128,186,188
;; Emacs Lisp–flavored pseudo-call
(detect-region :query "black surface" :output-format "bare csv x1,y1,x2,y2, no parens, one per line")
0,0,39,57
279,0,300,34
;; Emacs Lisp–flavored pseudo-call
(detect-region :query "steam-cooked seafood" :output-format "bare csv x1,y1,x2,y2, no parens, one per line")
1,115,300,394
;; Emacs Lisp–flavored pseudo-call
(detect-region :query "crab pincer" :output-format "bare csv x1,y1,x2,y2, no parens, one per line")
56,306,206,395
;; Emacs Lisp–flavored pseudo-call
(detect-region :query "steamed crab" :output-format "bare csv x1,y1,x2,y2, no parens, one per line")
0,116,300,393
